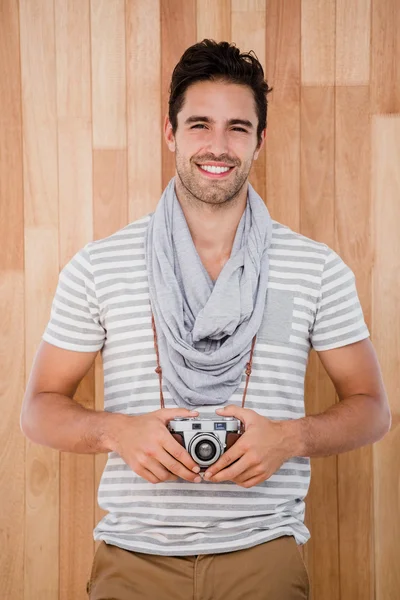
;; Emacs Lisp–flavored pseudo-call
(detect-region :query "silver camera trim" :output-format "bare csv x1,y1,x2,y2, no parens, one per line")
167,416,241,467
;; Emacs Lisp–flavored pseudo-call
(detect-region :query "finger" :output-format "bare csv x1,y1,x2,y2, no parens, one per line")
209,455,251,483
232,465,260,484
135,464,165,484
158,447,202,482
163,435,201,473
158,408,199,424
141,457,180,483
239,475,262,488
204,440,245,477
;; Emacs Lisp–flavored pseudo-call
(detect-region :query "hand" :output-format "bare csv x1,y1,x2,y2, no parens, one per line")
112,408,202,484
203,405,293,488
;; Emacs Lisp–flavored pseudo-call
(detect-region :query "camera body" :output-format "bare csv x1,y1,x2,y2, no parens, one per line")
167,416,242,472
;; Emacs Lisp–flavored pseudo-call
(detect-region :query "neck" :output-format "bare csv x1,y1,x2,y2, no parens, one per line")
174,176,248,260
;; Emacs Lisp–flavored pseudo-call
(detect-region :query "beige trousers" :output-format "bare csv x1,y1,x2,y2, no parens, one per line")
87,534,310,600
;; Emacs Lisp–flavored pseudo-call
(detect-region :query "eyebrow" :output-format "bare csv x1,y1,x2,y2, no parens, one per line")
184,116,254,130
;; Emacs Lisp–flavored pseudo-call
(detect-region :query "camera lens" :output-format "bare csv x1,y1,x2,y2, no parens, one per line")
195,440,217,461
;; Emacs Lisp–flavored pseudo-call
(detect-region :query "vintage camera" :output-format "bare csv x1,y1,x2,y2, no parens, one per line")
167,416,242,472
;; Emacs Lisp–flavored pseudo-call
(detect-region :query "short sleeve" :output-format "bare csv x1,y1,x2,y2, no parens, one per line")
42,245,106,352
310,248,370,351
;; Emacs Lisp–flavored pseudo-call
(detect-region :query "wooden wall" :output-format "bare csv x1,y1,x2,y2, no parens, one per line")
1,0,398,598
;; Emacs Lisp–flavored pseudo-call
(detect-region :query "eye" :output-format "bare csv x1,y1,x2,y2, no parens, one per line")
190,124,247,132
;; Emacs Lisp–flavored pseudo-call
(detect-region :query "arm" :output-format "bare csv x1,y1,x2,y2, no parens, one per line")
283,338,392,458
20,340,126,453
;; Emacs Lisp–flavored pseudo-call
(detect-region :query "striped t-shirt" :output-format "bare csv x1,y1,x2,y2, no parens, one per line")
42,213,370,556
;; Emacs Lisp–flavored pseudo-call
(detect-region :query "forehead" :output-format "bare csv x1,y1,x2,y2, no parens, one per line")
178,80,257,122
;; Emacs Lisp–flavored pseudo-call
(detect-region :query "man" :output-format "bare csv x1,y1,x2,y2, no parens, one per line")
20,40,391,600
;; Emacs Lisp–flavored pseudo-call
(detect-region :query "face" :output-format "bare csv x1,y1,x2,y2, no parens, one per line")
164,80,266,207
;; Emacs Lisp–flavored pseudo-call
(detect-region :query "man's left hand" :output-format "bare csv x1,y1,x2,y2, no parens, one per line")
203,405,295,488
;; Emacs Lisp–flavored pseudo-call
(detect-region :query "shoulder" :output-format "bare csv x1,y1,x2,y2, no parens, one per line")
85,213,153,256
269,220,333,275
271,220,330,255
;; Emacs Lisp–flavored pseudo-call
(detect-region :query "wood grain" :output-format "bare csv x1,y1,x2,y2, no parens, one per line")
232,0,267,201
335,86,373,600
301,0,336,85
19,0,60,597
371,0,400,114
301,85,339,600
265,0,301,230
161,0,196,188
1,2,398,598
126,0,162,219
0,6,25,599
371,116,400,600
91,0,127,149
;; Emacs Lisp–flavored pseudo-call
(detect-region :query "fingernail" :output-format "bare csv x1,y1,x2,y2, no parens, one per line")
192,465,200,473
194,476,202,483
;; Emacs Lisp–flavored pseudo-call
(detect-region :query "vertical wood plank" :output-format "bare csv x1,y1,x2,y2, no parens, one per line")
371,116,400,600
231,0,267,201
55,1,94,598
336,0,371,85
92,0,129,558
304,352,340,599
91,0,127,148
300,88,335,247
371,0,400,114
301,0,336,85
19,0,60,597
301,86,339,600
265,0,301,230
0,2,25,597
161,0,196,188
3,2,399,597
335,86,374,600
126,0,162,219
93,148,129,539
196,0,231,46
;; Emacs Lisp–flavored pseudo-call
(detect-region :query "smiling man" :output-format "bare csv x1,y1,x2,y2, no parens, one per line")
21,40,391,600
171,80,263,283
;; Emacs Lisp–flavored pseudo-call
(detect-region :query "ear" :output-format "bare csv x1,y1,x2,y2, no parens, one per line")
164,115,176,152
253,129,266,160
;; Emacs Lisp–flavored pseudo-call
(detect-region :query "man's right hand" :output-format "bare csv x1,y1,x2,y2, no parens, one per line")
111,408,203,484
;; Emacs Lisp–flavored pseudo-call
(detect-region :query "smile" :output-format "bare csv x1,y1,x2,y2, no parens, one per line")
196,164,235,179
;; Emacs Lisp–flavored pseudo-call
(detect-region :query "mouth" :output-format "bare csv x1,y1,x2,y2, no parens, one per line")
196,164,235,179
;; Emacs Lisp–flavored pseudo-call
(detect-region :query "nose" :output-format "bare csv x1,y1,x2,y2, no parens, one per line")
206,128,230,157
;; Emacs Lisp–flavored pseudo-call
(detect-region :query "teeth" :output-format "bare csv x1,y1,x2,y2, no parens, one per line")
200,165,231,174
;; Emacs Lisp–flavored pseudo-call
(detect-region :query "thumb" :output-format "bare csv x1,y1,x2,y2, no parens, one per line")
215,404,246,422
159,407,199,424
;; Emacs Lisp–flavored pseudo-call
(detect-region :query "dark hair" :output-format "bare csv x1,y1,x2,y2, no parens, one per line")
168,39,273,148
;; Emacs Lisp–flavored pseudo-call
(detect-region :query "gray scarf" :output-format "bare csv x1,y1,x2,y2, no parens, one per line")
144,176,273,407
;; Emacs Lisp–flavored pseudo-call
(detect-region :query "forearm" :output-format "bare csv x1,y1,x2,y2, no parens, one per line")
20,392,126,454
285,394,391,458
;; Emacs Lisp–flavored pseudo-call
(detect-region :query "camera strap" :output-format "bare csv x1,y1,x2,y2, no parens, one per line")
151,311,257,434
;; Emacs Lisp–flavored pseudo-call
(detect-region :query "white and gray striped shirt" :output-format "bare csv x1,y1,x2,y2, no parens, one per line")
42,214,370,556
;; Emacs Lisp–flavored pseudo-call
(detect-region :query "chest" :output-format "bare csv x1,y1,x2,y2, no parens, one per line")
198,254,229,283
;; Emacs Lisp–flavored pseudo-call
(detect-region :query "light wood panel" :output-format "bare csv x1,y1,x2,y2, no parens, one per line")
336,85,373,600
19,0,61,598
0,7,25,588
55,2,95,597
231,0,267,200
0,1,398,598
126,0,162,220
371,116,400,600
265,0,301,232
161,0,196,188
301,85,339,600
